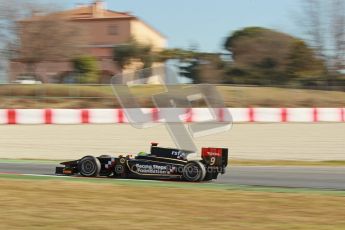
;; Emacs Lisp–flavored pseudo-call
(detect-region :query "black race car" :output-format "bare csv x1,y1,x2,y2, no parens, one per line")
56,143,228,182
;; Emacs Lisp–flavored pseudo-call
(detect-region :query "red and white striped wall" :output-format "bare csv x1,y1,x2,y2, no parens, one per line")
0,108,344,124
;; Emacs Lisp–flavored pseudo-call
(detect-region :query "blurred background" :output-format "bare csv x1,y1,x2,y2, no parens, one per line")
0,0,344,166
0,0,344,108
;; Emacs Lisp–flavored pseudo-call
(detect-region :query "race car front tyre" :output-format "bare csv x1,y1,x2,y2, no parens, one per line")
182,161,206,182
78,156,101,177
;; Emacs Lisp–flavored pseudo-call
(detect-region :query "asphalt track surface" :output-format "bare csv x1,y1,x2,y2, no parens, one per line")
1,162,344,190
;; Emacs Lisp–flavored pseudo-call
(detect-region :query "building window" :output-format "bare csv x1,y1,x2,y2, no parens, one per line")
108,25,118,35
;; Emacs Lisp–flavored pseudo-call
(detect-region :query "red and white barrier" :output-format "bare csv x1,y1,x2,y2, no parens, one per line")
0,108,344,124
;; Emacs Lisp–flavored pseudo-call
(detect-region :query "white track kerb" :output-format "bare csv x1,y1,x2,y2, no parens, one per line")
0,108,344,124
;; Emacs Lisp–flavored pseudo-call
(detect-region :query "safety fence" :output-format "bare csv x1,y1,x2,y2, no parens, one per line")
0,108,344,124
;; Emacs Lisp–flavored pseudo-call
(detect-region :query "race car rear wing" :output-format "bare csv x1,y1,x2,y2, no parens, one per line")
201,147,228,168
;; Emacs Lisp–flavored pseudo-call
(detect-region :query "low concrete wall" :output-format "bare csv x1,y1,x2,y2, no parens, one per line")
1,108,344,124
0,123,344,160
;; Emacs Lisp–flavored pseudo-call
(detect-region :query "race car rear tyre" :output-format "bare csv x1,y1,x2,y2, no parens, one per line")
78,156,101,177
182,161,206,182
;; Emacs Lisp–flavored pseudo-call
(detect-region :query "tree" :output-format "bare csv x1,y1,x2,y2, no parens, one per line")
157,48,226,83
138,45,153,69
113,41,138,71
72,55,99,83
19,14,84,77
297,0,345,73
158,48,199,82
224,27,325,85
157,48,197,62
0,0,84,79
0,0,41,76
225,27,294,71
179,58,200,83
286,40,326,81
0,0,39,56
113,39,153,71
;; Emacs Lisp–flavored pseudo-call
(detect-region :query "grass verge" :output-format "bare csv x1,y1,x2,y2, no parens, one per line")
0,176,345,230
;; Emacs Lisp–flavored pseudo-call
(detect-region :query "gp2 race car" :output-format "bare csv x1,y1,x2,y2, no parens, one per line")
56,143,228,182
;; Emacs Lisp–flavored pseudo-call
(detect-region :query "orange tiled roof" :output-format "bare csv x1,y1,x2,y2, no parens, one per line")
25,5,135,21
20,2,165,38
66,6,134,19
